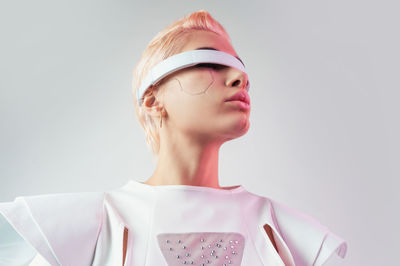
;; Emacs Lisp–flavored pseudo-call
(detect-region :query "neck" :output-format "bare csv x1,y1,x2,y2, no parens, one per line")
143,130,222,188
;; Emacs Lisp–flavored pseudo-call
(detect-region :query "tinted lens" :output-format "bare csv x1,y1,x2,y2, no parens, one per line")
194,63,227,70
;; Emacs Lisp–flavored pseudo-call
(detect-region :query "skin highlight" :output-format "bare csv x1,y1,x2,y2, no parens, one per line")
141,30,250,189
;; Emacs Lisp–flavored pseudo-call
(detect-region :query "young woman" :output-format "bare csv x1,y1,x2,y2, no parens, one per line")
0,10,347,266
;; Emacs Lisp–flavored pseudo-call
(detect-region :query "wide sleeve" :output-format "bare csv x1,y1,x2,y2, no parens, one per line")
0,212,38,265
0,192,105,266
270,199,347,266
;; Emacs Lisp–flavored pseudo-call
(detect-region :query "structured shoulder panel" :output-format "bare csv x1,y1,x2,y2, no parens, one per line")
269,199,347,266
0,191,105,266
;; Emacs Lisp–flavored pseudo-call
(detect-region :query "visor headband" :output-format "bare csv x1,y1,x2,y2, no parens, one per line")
136,49,249,106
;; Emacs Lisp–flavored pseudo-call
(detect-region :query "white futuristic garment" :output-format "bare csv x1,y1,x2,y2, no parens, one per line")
0,180,347,266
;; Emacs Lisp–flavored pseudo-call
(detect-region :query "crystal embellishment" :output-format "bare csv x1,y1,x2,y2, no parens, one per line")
157,232,245,265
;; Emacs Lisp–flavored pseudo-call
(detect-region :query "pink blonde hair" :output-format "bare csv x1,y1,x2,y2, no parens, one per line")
131,10,231,159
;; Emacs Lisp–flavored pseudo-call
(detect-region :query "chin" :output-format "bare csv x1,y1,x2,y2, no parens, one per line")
227,119,250,140
238,122,250,137
237,115,250,132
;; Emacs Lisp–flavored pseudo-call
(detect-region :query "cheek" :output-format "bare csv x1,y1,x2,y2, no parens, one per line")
162,70,229,129
166,99,222,134
177,100,215,123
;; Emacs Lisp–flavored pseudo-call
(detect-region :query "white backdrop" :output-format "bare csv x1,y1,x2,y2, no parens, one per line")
1,0,398,265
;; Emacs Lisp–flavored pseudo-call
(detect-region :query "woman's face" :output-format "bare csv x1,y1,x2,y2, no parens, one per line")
150,30,250,144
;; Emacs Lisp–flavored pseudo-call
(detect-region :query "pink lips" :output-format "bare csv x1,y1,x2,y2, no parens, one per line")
226,100,250,110
225,90,250,105
225,91,250,111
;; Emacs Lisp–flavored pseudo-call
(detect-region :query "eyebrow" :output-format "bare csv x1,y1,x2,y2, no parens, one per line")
194,47,245,67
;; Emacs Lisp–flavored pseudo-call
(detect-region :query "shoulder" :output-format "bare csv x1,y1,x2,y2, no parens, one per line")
268,197,348,266
0,212,38,265
236,190,347,266
0,191,106,266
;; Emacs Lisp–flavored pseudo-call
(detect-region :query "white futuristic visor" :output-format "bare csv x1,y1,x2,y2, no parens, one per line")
136,49,249,106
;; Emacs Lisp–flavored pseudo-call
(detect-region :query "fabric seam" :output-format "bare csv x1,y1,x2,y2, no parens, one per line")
89,192,106,265
0,205,39,265
269,200,284,240
312,231,329,266
144,188,158,265
21,198,62,266
236,191,265,265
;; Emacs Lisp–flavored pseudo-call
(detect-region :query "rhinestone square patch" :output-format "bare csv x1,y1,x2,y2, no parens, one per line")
157,232,245,265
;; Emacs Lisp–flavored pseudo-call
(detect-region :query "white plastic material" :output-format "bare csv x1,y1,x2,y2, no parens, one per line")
136,49,249,106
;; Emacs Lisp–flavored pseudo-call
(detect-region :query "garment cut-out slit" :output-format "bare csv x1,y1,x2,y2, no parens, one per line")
123,227,128,266
263,224,278,254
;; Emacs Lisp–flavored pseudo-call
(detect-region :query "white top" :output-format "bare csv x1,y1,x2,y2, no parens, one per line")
0,180,347,266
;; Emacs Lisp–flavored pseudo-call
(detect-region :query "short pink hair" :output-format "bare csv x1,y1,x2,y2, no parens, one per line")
131,10,231,159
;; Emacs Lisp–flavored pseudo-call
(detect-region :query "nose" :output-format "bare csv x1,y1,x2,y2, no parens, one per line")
227,69,250,92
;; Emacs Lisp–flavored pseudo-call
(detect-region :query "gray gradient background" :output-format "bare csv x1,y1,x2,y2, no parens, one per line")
0,0,398,265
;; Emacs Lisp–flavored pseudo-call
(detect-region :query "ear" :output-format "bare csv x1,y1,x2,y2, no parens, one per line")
141,87,164,118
